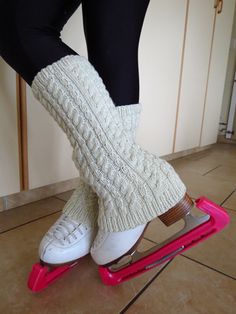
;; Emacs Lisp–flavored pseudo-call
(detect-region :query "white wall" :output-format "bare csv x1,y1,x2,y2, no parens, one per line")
137,0,186,156
26,6,87,189
0,59,20,196
220,5,236,127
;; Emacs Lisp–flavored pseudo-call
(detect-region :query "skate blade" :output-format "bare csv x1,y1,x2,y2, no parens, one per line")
27,260,78,292
98,196,230,286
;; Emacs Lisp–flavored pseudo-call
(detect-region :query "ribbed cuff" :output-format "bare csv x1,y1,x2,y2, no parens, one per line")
116,103,142,126
62,180,98,227
98,171,186,231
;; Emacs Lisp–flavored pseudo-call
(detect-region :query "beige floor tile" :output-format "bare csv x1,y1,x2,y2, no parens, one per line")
0,197,65,233
181,144,236,168
176,170,235,204
183,209,236,278
223,191,236,211
1,143,236,313
208,150,236,168
209,143,236,155
144,207,236,278
55,189,74,201
170,155,221,176
0,214,167,314
205,165,236,184
125,256,236,314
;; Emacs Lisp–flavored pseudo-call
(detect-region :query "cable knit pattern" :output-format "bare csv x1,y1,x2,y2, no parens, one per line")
31,54,186,232
62,180,98,227
62,103,142,224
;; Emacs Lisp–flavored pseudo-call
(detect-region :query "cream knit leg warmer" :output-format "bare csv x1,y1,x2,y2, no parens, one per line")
31,54,186,232
62,104,142,226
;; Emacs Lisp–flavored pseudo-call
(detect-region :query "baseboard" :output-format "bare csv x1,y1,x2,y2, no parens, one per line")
161,144,215,161
0,144,216,212
217,135,236,144
0,177,80,211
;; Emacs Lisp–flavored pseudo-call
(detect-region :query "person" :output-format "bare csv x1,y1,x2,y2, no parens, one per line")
0,0,192,267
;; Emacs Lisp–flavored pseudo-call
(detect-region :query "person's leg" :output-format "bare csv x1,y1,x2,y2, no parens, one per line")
38,0,147,265
80,0,190,265
1,0,189,267
39,0,149,265
81,0,150,107
0,0,98,265
0,0,81,86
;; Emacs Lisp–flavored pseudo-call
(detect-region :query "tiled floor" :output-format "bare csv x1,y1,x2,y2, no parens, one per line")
0,143,235,313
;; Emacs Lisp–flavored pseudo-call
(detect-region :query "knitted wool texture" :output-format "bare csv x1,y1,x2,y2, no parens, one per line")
62,104,142,226
31,54,186,232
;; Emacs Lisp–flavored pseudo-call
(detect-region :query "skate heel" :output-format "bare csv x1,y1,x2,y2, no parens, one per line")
159,193,194,226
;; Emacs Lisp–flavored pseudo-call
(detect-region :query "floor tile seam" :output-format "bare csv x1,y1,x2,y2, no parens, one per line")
143,237,157,245
0,210,62,235
180,254,236,280
119,259,173,314
222,206,236,214
221,188,236,207
54,195,73,202
143,237,236,281
202,165,223,176
0,196,66,213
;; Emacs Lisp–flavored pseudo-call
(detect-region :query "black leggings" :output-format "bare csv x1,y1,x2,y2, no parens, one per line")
0,0,150,106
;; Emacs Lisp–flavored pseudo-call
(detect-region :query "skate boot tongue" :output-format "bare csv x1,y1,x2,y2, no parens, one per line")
49,215,82,245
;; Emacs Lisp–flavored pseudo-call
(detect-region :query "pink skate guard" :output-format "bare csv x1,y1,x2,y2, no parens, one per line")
98,196,230,286
28,261,78,292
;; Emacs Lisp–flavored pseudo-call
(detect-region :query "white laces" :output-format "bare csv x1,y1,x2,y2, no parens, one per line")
47,215,86,245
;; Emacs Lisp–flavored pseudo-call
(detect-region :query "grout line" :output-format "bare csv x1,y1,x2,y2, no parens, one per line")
202,165,222,176
144,238,236,281
220,188,236,207
145,234,236,280
119,259,173,314
1,195,66,212
143,237,158,245
54,195,71,202
0,210,62,235
180,255,236,280
223,206,236,214
53,189,75,202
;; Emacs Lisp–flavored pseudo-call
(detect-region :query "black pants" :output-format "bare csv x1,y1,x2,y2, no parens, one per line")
0,0,150,106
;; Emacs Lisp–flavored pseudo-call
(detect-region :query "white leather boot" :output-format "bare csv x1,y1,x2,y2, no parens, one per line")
90,224,147,265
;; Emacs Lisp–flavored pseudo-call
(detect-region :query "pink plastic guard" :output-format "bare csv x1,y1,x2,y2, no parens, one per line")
98,196,230,286
28,261,78,292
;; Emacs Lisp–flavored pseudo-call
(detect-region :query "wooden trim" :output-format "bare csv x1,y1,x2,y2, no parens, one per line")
198,9,217,147
16,74,29,190
172,0,190,153
16,75,23,190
